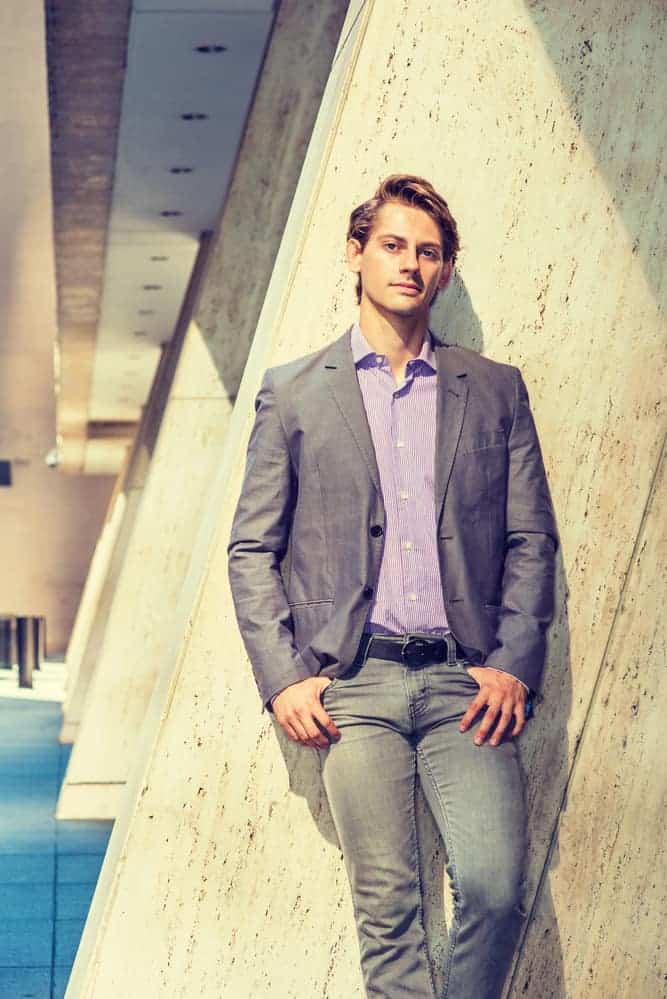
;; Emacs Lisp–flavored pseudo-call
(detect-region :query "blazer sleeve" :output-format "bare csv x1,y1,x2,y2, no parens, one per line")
482,367,559,693
227,370,314,710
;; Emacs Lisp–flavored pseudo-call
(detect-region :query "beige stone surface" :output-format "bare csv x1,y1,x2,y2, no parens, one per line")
67,1,665,995
509,438,666,997
59,344,172,742
58,484,144,744
195,0,349,400
57,325,231,817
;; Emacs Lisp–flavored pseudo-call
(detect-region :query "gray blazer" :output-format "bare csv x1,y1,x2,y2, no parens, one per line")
228,326,559,708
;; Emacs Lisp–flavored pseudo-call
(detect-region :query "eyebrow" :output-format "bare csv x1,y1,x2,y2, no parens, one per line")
375,232,442,250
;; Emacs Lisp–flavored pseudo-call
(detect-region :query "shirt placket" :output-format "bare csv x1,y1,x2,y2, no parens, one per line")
392,366,420,631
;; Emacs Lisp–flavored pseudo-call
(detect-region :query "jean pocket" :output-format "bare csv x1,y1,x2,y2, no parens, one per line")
321,678,338,703
458,661,480,684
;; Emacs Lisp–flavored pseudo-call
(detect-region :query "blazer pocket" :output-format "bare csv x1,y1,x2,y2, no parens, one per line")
288,598,334,608
321,678,339,703
460,429,506,455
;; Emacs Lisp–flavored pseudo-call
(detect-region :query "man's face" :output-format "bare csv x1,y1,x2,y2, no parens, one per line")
346,201,453,316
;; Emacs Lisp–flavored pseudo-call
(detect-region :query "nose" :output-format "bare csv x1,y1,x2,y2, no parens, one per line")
399,247,420,273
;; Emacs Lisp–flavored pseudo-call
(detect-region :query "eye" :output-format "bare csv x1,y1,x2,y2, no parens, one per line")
384,241,398,250
421,248,439,259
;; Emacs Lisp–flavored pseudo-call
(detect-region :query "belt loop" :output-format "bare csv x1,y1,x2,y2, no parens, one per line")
446,633,457,665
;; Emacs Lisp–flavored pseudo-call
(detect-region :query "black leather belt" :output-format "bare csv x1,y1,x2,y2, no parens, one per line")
359,632,468,668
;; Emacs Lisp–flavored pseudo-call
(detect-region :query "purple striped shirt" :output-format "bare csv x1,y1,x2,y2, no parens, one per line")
269,325,528,704
351,323,451,636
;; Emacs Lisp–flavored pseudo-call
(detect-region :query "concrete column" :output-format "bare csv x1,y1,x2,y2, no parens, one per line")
57,231,215,798
67,1,665,996
61,447,130,706
56,0,349,817
59,341,173,743
57,319,231,818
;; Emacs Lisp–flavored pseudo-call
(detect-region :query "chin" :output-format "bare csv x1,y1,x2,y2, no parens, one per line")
389,300,425,316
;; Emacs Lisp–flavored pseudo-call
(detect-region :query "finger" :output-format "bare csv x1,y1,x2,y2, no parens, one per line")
489,704,515,746
510,699,526,738
311,702,341,743
312,716,337,748
280,718,309,745
296,710,331,749
474,700,502,745
286,712,318,747
308,722,332,749
459,692,486,731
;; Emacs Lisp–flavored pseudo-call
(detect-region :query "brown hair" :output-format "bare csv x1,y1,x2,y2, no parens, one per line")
347,174,460,304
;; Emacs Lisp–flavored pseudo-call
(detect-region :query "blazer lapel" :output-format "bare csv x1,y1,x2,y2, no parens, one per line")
323,327,381,494
433,338,469,521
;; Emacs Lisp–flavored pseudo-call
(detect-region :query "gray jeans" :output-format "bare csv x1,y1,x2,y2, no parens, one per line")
319,643,528,998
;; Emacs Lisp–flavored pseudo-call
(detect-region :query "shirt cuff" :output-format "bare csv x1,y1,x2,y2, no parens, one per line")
268,684,292,710
484,666,530,694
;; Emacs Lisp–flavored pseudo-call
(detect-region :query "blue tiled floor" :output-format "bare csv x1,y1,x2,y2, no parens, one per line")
0,697,113,999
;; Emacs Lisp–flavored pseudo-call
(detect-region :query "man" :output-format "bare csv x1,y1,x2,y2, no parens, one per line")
228,175,558,998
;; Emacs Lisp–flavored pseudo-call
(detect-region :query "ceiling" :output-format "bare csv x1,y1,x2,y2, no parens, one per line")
48,0,276,472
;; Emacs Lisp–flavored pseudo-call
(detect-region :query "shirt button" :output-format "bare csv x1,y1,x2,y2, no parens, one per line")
375,355,383,364
396,441,405,448
362,586,374,600
408,593,417,602
370,524,384,538
399,490,409,500
402,541,413,550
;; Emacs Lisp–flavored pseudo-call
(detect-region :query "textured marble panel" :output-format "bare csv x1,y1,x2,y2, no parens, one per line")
509,442,665,997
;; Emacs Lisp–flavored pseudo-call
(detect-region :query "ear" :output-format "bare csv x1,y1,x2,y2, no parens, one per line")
438,259,454,289
345,237,363,274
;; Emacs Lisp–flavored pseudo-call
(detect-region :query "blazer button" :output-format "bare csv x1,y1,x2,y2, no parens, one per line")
362,586,374,599
370,524,383,538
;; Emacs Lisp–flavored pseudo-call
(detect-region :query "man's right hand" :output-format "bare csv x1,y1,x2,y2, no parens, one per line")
272,677,341,749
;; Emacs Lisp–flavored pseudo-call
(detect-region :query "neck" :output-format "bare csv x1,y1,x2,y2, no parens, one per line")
357,301,430,366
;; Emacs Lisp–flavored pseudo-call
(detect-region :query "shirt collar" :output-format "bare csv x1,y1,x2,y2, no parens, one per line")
350,322,437,372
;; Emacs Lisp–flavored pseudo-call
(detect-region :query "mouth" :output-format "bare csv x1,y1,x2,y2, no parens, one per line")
391,283,421,293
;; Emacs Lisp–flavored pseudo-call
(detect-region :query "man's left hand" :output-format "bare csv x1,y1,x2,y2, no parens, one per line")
459,666,527,746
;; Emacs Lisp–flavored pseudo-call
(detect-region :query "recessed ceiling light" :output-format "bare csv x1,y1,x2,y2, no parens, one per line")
195,45,227,54
142,284,163,291
133,331,147,337
170,167,193,174
137,309,155,316
160,210,182,217
181,113,208,121
150,255,169,262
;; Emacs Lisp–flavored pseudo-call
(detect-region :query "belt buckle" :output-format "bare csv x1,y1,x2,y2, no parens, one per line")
401,635,432,668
